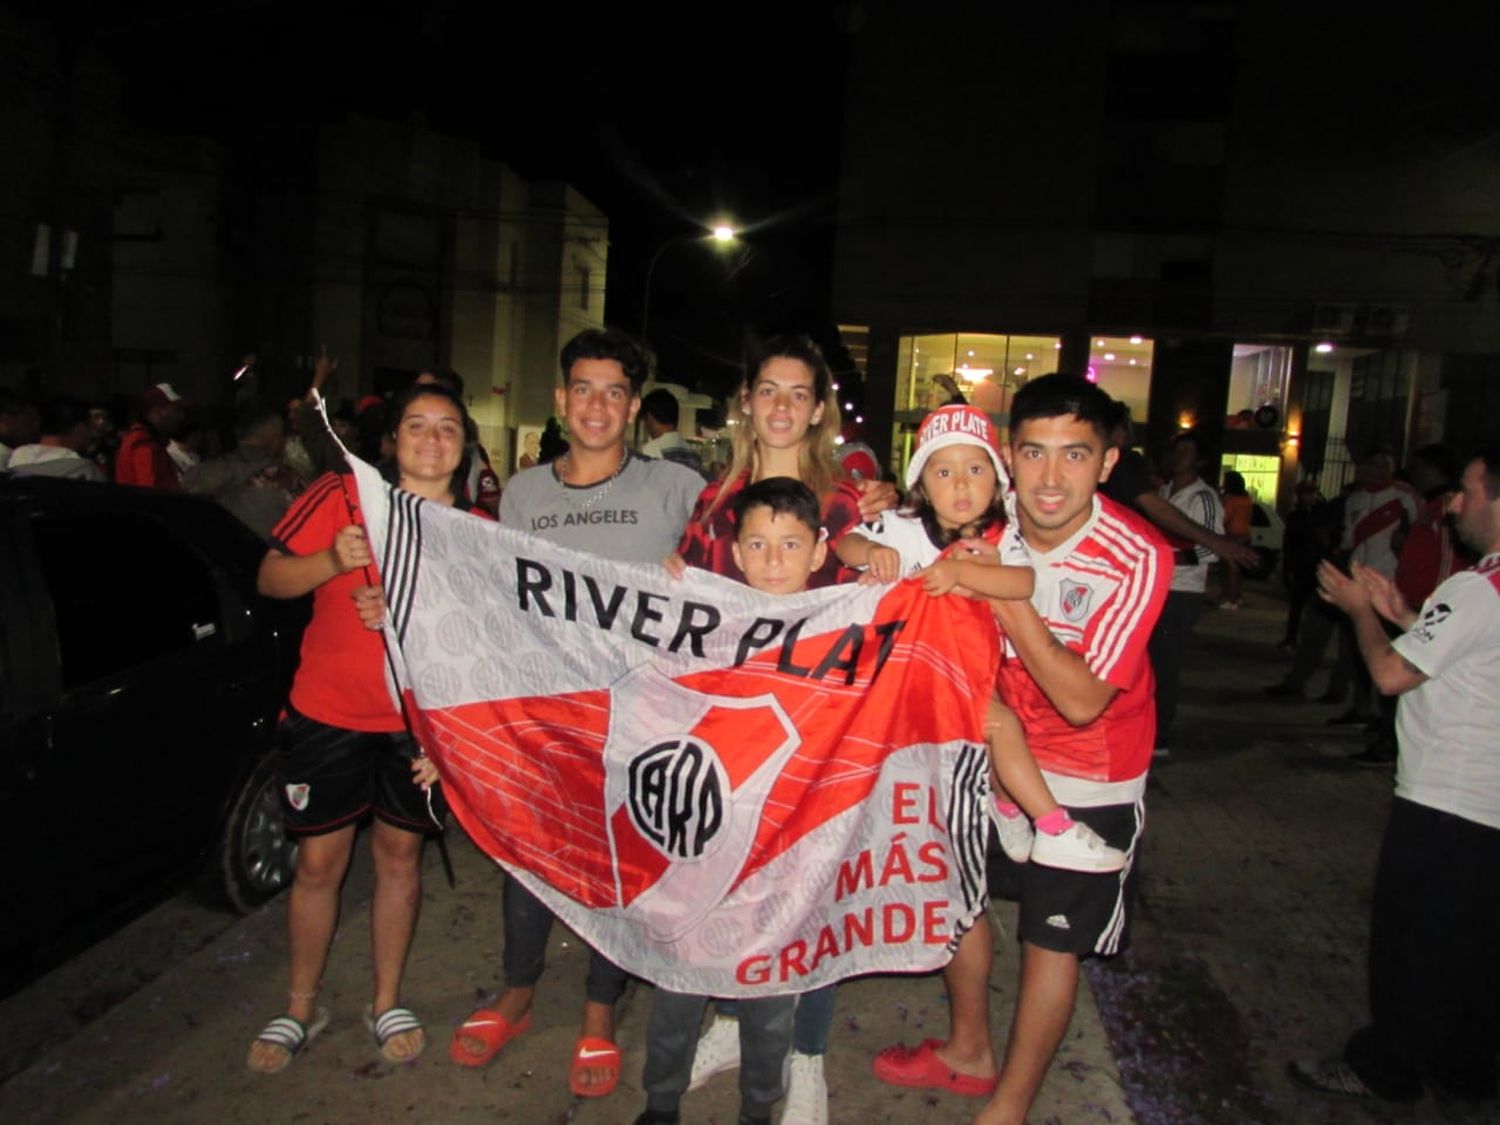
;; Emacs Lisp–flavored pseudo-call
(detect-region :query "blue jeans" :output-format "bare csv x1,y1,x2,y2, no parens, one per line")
646,990,794,1118
718,983,836,1055
501,875,629,1005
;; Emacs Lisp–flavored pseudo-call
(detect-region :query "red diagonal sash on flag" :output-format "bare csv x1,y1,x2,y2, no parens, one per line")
346,453,1000,996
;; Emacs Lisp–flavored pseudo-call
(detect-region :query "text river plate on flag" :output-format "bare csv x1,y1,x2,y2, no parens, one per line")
349,456,1001,996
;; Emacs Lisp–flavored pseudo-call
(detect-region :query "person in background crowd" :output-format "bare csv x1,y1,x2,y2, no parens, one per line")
330,404,358,452
1146,430,1224,757
116,383,187,489
1276,480,1325,650
836,440,881,483
538,415,569,464
1292,444,1500,1109
1219,470,1254,609
1333,447,1420,764
86,401,120,479
927,372,967,409
1394,444,1471,609
184,403,301,539
6,395,106,481
1265,479,1358,700
638,388,704,475
355,395,390,465
167,411,206,475
1100,402,1257,571
0,387,40,470
284,345,355,479
283,394,319,482
637,388,685,458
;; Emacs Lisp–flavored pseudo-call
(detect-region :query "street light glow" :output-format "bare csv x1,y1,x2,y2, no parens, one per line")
712,225,736,242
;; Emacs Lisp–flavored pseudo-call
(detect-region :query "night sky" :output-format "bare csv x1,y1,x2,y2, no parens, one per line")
70,0,860,396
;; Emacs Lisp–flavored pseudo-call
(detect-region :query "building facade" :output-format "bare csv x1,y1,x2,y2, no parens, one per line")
833,2,1500,502
115,115,607,476
0,41,607,479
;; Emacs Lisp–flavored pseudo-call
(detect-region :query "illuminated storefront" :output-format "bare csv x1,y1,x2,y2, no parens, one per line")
886,331,1159,479
849,325,1327,510
1084,335,1155,424
890,332,1061,477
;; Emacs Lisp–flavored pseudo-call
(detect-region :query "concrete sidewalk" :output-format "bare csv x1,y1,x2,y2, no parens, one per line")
0,825,1132,1124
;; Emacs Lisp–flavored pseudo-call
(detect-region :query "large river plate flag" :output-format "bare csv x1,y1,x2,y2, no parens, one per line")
349,456,1000,997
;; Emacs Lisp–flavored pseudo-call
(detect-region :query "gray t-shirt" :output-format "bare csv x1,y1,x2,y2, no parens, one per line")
500,452,703,563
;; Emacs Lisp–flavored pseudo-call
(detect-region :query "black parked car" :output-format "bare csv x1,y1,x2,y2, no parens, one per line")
0,476,306,998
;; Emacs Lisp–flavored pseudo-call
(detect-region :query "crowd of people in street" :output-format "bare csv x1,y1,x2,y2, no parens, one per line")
3,329,1495,1123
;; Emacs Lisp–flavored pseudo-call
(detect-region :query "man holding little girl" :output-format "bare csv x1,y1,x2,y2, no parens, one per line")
872,374,1171,1125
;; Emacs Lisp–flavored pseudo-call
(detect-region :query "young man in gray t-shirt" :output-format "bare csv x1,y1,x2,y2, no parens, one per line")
455,328,701,1098
458,329,895,1100
499,449,701,564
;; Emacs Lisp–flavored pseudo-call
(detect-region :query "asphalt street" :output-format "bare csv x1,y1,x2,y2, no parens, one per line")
0,577,1484,1124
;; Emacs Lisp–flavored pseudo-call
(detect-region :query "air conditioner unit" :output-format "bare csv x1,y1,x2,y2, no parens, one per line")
1312,303,1358,334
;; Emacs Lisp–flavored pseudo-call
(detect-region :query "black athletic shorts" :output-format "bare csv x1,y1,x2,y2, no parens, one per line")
276,706,446,837
995,798,1144,958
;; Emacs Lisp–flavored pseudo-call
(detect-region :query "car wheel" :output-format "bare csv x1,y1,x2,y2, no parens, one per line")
220,751,297,914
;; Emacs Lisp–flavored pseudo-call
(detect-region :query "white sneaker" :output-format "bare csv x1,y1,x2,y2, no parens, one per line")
687,1015,740,1091
1030,821,1128,873
988,797,1034,863
779,1050,828,1125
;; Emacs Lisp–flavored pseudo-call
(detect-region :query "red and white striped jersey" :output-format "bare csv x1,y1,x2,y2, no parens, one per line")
998,495,1172,785
1343,481,1419,578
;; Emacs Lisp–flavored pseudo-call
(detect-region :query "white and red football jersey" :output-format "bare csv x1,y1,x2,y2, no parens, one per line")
998,496,1172,786
1344,481,1419,578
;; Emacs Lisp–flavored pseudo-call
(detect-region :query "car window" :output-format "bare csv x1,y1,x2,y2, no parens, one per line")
31,514,222,690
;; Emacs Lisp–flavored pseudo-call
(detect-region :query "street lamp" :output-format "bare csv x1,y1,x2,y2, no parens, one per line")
641,223,739,352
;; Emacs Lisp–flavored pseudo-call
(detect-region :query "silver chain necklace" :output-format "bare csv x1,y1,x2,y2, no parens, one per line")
554,447,630,513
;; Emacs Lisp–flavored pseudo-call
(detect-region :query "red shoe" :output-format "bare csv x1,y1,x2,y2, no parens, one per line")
449,1007,532,1068
570,1035,621,1098
872,1039,997,1097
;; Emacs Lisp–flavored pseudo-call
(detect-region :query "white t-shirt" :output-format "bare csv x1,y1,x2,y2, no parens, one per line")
639,431,689,459
857,511,945,576
1160,478,1223,593
1343,482,1419,578
1391,553,1500,830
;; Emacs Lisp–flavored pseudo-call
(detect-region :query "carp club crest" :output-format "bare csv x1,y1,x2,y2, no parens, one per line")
1059,577,1092,622
603,666,801,941
627,735,730,862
